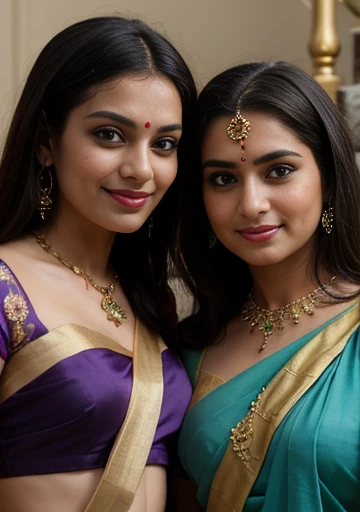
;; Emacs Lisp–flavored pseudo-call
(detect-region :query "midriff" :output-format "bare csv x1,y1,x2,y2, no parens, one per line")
0,469,103,512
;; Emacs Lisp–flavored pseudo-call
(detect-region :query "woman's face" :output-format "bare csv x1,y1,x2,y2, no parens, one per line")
202,111,323,269
46,74,182,233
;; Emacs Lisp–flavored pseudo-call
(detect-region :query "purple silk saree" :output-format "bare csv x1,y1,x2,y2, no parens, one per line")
0,260,191,477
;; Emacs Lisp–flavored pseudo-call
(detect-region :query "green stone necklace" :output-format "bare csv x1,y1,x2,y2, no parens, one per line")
241,283,329,352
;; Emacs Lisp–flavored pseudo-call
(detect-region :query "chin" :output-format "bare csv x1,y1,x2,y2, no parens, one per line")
231,248,289,268
246,258,284,268
92,216,148,235
116,226,146,234
115,218,150,234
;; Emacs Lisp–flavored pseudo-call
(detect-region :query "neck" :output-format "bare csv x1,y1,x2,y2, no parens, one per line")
38,210,116,283
249,251,323,310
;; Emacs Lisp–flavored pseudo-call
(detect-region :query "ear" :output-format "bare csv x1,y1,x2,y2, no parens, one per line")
36,111,54,166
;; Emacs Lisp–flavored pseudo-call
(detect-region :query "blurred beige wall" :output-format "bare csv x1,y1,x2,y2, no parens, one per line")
0,0,358,144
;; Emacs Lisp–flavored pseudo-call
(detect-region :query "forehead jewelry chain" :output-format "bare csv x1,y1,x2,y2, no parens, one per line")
241,281,334,352
227,109,251,161
34,233,127,327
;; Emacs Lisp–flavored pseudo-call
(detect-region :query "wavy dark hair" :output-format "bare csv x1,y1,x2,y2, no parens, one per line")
172,61,360,347
0,16,197,347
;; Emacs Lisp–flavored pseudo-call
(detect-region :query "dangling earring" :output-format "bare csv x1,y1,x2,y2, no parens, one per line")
321,203,334,234
37,164,53,220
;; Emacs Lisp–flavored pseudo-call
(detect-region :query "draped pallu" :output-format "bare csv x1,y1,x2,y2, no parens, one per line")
179,304,360,511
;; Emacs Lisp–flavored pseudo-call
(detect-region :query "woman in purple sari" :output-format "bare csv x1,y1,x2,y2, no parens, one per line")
0,16,196,512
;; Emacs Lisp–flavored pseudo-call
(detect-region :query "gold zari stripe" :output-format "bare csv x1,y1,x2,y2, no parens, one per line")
84,319,165,511
0,324,133,405
207,303,360,511
188,370,225,412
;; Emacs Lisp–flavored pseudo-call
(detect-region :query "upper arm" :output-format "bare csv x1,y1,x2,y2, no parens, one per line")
0,296,11,364
0,260,37,364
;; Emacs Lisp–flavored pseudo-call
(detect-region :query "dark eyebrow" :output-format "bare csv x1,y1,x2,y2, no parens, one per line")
86,111,136,128
86,111,182,133
202,150,302,170
202,159,237,170
253,150,302,165
157,123,182,133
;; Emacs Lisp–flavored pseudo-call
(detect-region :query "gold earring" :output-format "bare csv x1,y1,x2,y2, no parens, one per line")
321,204,334,234
227,109,251,162
37,164,53,220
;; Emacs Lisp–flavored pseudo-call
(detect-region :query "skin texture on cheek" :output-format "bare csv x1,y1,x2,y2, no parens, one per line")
46,75,182,234
201,112,324,269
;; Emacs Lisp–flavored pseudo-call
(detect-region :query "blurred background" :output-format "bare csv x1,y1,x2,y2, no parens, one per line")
0,0,359,145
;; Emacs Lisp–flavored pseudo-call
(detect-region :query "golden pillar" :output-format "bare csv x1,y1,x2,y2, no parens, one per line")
309,0,341,101
340,0,360,20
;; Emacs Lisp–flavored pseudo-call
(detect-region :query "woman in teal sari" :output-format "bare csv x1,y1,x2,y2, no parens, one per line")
171,62,360,511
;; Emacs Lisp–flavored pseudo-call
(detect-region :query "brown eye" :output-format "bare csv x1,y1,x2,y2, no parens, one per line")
95,128,122,143
209,172,236,186
152,138,177,152
267,165,294,179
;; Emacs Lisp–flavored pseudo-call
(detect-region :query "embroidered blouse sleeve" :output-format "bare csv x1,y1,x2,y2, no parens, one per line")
0,265,13,361
0,262,34,361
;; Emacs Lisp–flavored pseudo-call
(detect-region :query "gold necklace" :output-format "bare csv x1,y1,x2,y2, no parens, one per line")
34,233,127,327
241,282,331,352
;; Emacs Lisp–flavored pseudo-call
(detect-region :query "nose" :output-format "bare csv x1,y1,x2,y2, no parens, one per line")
119,143,154,183
237,177,270,219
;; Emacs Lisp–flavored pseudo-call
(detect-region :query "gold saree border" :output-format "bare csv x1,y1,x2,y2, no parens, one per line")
84,319,166,512
0,324,133,405
188,370,225,412
207,303,360,512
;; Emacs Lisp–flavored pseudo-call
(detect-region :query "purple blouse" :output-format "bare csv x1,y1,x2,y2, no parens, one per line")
0,260,191,477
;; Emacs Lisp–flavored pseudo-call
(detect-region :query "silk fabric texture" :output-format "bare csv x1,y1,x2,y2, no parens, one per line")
0,260,192,511
178,303,360,511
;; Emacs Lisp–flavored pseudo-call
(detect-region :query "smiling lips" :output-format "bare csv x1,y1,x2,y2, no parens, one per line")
238,225,281,242
107,189,152,208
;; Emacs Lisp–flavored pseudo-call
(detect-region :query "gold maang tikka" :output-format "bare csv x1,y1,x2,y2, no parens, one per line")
227,109,251,161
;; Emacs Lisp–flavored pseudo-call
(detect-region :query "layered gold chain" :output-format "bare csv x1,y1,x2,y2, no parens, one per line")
34,233,127,327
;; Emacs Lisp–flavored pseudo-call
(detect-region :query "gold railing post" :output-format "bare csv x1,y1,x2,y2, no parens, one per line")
309,0,341,101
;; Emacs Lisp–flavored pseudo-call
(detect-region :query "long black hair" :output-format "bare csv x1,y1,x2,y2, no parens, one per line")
172,61,360,347
0,16,197,347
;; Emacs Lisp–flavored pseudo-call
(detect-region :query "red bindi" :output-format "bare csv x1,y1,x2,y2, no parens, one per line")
145,122,151,128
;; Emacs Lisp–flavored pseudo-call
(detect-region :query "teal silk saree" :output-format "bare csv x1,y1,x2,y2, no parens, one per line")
178,304,360,511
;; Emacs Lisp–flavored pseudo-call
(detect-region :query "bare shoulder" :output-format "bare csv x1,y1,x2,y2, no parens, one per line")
0,235,40,268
